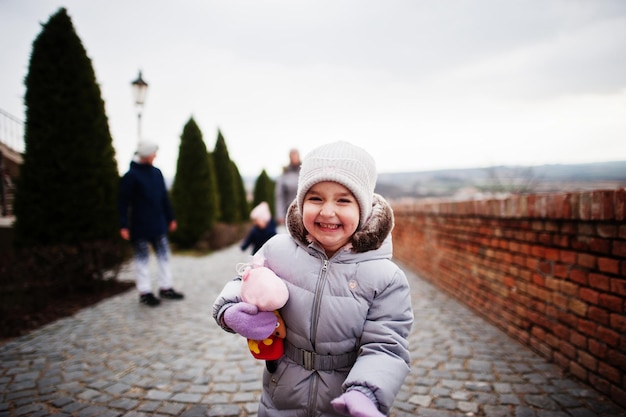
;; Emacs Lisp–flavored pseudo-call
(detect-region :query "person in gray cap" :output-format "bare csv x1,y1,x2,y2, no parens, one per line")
119,140,184,306
213,141,413,417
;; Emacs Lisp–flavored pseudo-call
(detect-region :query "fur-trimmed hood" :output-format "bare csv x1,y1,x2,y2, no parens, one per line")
285,193,394,254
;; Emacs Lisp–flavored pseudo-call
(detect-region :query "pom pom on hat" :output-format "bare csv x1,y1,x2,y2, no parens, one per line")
136,140,159,158
296,141,377,228
250,201,271,224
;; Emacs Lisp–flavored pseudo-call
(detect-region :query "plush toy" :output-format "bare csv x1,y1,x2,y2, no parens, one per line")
239,255,289,362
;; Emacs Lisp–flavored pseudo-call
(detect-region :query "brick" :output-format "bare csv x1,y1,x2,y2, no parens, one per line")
599,293,623,312
538,232,552,245
588,273,610,291
588,306,609,326
588,339,608,359
552,292,568,310
561,281,578,296
554,351,570,368
598,325,620,347
613,188,626,221
616,189,626,222
591,190,615,220
543,248,559,261
597,224,617,238
553,234,570,247
570,361,587,380
579,287,599,305
545,220,559,232
554,263,570,279
579,192,592,220
570,331,587,348
559,249,577,263
558,310,578,328
531,245,545,257
607,348,626,372
610,313,626,333
559,340,576,359
569,298,588,317
578,350,598,371
578,318,596,337
546,277,562,291
598,362,621,384
598,257,620,274
578,253,597,268
569,268,588,285
551,322,568,338
610,277,626,296
588,374,612,397
536,263,551,280
611,386,626,409
589,237,611,255
612,240,626,257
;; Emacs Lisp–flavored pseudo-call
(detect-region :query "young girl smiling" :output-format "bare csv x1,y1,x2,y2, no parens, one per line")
213,141,413,417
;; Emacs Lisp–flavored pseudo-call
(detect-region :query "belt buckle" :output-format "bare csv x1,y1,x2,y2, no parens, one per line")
302,350,314,371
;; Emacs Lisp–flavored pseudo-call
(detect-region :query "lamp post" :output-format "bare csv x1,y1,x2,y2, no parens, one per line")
131,70,148,142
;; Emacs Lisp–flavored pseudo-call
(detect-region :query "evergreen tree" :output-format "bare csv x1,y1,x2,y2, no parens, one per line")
252,169,276,218
231,161,249,222
212,130,239,223
170,118,218,248
207,152,221,221
13,8,119,247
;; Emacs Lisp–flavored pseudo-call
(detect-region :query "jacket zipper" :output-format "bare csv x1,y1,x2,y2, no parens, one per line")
310,258,329,348
308,258,328,417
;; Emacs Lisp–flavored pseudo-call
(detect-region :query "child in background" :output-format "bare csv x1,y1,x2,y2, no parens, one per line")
240,201,277,255
213,141,413,417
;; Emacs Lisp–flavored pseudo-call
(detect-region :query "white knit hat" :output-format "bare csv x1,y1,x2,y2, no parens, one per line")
250,201,271,224
296,141,377,227
136,140,159,158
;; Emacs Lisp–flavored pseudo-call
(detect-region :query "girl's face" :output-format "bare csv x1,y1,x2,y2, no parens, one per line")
302,181,360,257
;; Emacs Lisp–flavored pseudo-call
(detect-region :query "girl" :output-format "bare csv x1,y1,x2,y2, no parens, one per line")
213,141,413,417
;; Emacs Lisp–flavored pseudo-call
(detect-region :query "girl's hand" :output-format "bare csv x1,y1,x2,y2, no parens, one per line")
223,302,278,340
332,390,385,417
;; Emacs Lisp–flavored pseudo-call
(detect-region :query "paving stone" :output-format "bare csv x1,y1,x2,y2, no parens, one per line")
525,394,561,410
458,401,479,413
170,393,202,403
207,404,240,417
157,402,186,415
484,404,513,417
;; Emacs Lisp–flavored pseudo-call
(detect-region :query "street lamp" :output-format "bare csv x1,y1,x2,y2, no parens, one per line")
131,70,148,141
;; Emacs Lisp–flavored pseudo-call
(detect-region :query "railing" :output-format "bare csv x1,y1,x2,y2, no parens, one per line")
0,108,25,154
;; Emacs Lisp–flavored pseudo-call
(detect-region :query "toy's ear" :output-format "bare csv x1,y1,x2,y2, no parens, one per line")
242,267,251,281
252,254,265,267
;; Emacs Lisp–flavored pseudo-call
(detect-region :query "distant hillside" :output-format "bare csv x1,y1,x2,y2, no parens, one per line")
376,160,626,200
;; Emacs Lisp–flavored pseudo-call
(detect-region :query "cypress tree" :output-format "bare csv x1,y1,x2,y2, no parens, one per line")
207,152,221,221
231,161,249,223
13,8,119,247
252,169,276,218
212,130,239,223
170,117,218,248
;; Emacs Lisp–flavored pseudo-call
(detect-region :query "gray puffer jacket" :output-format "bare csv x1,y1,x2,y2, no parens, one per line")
213,194,413,417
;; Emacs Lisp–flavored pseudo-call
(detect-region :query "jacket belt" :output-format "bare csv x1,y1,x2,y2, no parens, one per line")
284,340,358,371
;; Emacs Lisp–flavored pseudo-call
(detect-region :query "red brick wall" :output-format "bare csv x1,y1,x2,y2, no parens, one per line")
392,189,626,407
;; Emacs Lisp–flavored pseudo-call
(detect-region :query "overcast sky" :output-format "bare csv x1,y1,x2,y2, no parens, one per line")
1,0,625,179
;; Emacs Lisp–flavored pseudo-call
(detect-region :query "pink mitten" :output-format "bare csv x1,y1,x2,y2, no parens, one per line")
223,302,278,340
331,390,385,417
